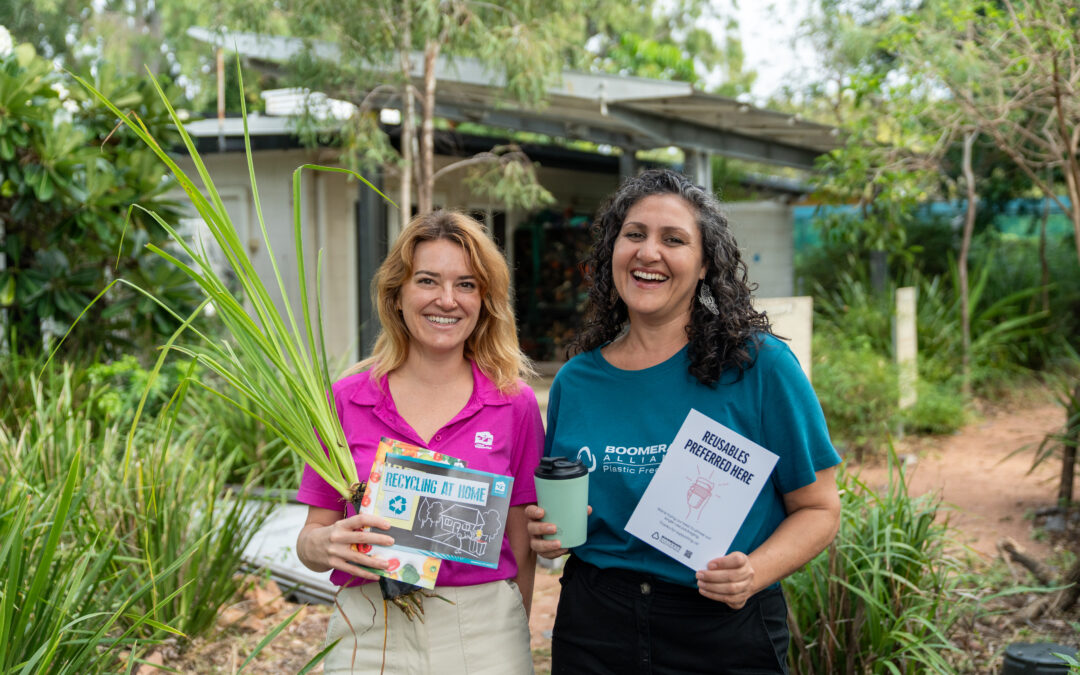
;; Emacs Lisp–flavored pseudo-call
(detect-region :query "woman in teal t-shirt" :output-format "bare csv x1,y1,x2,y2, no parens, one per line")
527,169,842,674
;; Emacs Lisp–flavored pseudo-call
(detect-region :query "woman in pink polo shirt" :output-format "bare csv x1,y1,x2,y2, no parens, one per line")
295,211,544,674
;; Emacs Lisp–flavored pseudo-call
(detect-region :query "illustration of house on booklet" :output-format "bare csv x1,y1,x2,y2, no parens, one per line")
359,436,515,575
353,438,467,589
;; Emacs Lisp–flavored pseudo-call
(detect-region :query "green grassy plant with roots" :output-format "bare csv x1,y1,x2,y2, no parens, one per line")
64,63,395,506
64,61,442,646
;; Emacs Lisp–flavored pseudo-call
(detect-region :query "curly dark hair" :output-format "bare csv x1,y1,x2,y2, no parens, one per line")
569,168,772,386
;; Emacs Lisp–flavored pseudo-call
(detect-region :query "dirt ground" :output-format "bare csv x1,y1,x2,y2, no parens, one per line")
856,396,1068,563
161,392,1076,674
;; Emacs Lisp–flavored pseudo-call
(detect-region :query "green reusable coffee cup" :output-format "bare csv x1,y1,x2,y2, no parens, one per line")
534,457,589,548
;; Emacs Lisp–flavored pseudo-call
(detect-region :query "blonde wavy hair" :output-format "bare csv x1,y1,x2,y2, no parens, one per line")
351,210,534,394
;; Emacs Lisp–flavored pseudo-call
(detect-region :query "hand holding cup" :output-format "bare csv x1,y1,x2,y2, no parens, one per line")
530,457,589,556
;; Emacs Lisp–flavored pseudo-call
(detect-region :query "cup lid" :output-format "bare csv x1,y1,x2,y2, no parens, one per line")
535,456,588,479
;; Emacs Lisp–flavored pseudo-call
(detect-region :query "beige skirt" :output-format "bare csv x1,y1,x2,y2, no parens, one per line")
323,579,534,675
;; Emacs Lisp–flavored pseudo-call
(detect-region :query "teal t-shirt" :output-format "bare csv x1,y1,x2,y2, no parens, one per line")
544,334,842,588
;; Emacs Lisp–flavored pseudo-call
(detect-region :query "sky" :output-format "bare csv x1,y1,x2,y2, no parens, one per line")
727,0,819,101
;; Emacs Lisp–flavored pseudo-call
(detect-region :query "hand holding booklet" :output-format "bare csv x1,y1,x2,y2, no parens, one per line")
355,437,514,589
625,409,779,570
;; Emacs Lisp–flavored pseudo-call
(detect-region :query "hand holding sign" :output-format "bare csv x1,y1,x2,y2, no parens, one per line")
625,409,778,570
695,552,755,609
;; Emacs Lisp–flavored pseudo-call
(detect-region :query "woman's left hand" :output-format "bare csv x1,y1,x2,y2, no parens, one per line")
695,552,756,609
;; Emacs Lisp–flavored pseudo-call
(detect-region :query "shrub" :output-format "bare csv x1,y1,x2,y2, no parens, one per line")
813,333,898,460
786,453,964,673
0,41,202,360
0,359,279,656
902,380,967,435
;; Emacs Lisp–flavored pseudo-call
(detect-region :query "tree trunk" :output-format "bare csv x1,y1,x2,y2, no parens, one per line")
1059,383,1079,506
417,39,439,215
1039,176,1050,314
959,132,978,399
1051,54,1080,269
1052,555,1080,614
398,6,414,230
1063,156,1080,267
868,251,887,294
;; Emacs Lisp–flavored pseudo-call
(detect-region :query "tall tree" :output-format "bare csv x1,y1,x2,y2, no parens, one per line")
894,0,1079,501
898,0,1080,267
793,0,944,291
583,0,756,96
2,0,229,109
216,0,755,217
890,0,1080,612
0,40,201,358
222,0,598,217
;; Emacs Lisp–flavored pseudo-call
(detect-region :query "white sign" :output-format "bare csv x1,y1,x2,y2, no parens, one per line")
625,409,778,570
894,286,918,410
753,296,813,381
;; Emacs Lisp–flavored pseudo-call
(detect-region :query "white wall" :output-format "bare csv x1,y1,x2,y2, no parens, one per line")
722,201,794,298
172,149,360,368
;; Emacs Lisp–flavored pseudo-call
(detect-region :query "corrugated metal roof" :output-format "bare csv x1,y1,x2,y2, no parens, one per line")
187,27,841,169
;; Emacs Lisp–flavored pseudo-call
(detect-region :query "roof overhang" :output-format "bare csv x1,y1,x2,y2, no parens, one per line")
188,27,841,170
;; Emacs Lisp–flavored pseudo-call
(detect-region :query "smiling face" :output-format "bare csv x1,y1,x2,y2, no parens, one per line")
398,238,482,359
611,193,706,327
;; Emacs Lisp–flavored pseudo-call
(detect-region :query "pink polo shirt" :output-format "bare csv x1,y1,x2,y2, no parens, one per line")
296,360,544,588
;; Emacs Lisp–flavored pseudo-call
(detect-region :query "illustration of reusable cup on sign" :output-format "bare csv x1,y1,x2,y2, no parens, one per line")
534,457,589,548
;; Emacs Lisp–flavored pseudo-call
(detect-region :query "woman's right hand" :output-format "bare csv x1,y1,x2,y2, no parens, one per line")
525,504,569,559
296,507,397,580
525,503,591,559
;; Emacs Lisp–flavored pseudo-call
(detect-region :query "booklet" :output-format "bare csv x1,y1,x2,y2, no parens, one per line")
625,409,779,570
354,438,467,589
356,437,515,587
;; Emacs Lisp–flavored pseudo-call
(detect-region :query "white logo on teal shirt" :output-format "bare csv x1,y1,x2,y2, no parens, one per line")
577,446,597,472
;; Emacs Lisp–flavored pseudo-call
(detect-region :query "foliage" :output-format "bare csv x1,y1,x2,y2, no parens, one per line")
786,453,965,673
92,427,278,638
812,270,894,356
0,363,190,672
1027,357,1080,497
793,0,945,290
80,353,297,482
0,354,293,662
813,332,898,458
965,232,1080,368
216,0,592,215
901,379,966,436
0,450,192,674
0,41,203,359
808,247,1052,448
1,0,234,109
807,239,1057,388
584,0,756,95
893,0,1080,266
915,255,1049,391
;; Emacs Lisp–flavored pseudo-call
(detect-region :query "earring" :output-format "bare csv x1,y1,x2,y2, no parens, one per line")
698,283,719,316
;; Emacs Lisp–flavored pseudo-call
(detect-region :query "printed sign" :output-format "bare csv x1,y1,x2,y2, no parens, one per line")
625,409,778,570
377,453,514,569
354,438,467,589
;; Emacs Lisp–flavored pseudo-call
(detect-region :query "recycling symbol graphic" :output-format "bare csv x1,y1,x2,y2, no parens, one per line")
388,495,408,515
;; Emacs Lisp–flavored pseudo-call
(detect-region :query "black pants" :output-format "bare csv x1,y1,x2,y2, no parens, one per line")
552,556,790,675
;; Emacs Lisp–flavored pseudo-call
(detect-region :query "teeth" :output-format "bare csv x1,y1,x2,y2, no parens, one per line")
427,316,459,325
634,271,668,281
